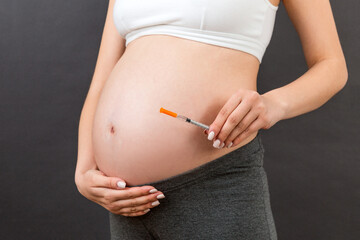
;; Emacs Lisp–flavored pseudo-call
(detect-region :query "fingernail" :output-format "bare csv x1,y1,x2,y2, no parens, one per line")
156,194,165,199
213,139,221,148
117,181,126,188
208,131,215,141
149,189,158,193
152,200,160,206
227,142,233,148
144,209,150,213
220,142,225,148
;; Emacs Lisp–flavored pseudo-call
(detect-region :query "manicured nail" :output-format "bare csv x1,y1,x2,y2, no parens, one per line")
227,142,233,148
156,194,165,199
208,131,215,140
144,209,150,213
152,200,160,206
149,189,158,193
117,181,126,188
213,139,221,148
220,142,225,148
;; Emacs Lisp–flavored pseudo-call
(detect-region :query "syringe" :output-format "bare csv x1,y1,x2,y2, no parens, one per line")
160,107,210,130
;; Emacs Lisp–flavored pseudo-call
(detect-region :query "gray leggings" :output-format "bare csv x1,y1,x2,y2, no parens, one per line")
109,132,277,240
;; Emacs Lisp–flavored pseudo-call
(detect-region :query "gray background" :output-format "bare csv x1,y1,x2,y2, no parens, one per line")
1,0,359,239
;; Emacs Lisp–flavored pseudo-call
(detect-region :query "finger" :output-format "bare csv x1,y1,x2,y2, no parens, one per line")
111,192,164,215
114,191,164,211
94,186,158,202
223,109,259,147
207,90,243,141
232,117,263,147
215,99,252,147
89,171,127,190
116,198,160,215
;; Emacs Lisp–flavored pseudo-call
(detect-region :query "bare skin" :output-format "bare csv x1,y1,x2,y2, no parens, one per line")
92,34,263,185
75,0,347,217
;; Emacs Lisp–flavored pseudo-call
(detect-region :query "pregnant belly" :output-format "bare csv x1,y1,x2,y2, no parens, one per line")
92,35,260,186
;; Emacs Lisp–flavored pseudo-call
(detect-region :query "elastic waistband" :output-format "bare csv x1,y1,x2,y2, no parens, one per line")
125,25,266,63
129,131,264,192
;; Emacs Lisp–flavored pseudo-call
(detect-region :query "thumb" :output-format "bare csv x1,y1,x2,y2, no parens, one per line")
114,178,127,189
106,175,127,189
93,170,127,189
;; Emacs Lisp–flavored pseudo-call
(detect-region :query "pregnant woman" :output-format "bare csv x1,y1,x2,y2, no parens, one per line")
75,0,348,239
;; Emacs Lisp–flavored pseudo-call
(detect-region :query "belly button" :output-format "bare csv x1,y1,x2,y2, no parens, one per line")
110,125,115,134
105,123,118,139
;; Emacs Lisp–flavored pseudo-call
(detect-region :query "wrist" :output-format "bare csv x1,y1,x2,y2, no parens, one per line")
261,89,288,122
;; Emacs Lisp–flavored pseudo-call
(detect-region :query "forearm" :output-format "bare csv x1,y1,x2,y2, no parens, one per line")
75,93,100,179
262,58,348,120
74,0,126,186
75,31,125,182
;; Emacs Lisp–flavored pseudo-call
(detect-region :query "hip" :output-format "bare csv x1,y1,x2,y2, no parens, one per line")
109,132,278,239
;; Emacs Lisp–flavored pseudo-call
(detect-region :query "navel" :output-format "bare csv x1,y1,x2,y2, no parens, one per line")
110,125,115,134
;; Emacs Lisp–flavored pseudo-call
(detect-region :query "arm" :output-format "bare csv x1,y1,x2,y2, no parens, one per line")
75,0,126,182
204,0,348,148
74,0,166,218
262,0,348,120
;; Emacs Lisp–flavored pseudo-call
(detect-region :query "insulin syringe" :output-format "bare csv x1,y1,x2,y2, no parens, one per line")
160,107,210,130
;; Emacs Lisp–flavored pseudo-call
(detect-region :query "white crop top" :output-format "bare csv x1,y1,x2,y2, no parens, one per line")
113,0,279,63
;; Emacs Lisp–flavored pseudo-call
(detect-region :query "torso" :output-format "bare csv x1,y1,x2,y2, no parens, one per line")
92,35,261,186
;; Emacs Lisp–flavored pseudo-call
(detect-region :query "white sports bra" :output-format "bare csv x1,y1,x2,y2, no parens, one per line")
113,0,279,63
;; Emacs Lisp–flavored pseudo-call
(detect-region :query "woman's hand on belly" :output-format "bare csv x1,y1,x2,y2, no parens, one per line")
75,169,166,217
204,88,286,148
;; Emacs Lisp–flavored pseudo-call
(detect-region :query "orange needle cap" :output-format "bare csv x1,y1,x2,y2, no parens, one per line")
160,107,177,118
